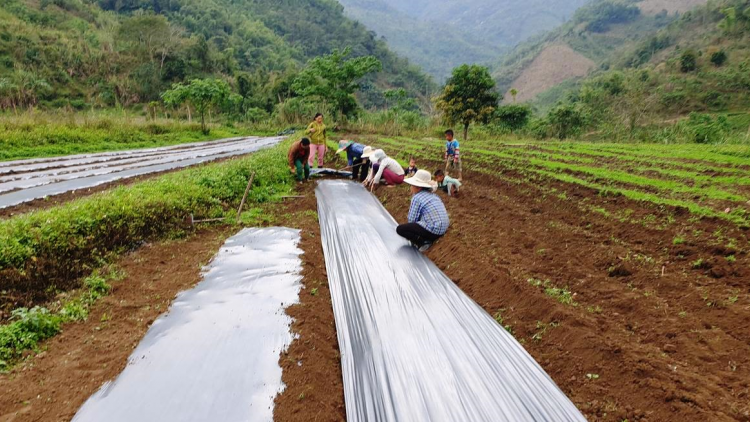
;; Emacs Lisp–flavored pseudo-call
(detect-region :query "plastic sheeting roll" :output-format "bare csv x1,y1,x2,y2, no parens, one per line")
72,227,302,422
315,180,586,422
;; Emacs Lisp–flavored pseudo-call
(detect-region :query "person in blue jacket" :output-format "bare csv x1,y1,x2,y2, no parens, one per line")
337,140,369,182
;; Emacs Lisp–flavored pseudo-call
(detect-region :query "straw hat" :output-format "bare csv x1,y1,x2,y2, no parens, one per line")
361,146,375,158
405,170,434,189
371,149,386,163
336,140,353,154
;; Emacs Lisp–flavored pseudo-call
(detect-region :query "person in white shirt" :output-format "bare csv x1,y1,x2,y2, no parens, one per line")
363,149,405,192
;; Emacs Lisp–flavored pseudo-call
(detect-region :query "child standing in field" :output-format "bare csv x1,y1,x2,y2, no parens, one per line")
434,169,461,197
443,129,462,181
405,157,418,178
306,113,327,168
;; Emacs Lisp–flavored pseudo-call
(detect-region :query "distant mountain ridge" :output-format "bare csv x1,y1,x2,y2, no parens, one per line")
337,0,589,81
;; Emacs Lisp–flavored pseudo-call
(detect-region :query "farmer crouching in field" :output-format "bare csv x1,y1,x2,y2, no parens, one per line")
363,149,405,192
288,138,311,182
444,129,462,181
396,170,450,252
336,140,369,182
434,169,462,197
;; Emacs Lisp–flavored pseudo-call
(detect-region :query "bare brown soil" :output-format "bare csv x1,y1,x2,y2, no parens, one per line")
0,227,233,422
504,44,596,103
273,189,346,422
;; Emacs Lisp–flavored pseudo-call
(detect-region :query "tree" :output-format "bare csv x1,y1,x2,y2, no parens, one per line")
547,104,588,139
384,88,417,112
509,88,518,103
162,79,231,134
495,104,532,133
292,48,382,119
435,64,499,140
680,50,698,73
117,15,183,73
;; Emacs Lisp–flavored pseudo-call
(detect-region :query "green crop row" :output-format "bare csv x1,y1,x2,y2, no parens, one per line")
0,117,256,161
0,140,294,298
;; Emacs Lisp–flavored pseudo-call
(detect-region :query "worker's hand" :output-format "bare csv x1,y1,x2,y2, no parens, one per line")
290,168,296,175
309,128,316,133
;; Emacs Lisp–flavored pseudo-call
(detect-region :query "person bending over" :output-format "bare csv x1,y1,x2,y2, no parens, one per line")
434,169,462,197
288,138,311,182
336,140,369,182
396,170,450,252
363,149,405,191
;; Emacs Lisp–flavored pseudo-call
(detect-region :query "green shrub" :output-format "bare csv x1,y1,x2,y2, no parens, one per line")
710,50,728,67
680,50,698,73
0,307,62,368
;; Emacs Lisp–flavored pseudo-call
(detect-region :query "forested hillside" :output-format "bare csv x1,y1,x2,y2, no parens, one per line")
493,0,750,144
337,0,588,81
0,0,432,113
493,0,704,104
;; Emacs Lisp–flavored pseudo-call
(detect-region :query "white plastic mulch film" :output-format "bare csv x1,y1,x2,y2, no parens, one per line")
72,227,302,422
0,136,283,209
315,180,586,422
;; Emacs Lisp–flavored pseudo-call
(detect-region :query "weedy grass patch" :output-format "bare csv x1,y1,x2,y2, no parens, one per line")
0,268,122,370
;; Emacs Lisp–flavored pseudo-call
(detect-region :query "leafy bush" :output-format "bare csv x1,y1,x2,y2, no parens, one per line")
0,307,62,368
495,104,532,133
710,50,728,67
547,104,589,139
679,113,730,143
680,50,698,73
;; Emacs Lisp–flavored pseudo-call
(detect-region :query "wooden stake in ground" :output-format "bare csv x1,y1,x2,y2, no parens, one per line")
236,172,256,223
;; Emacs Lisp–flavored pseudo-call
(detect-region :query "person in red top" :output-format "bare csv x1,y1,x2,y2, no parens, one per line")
288,138,311,182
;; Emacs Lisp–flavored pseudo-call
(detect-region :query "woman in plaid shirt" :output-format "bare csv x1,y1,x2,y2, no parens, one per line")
396,170,450,252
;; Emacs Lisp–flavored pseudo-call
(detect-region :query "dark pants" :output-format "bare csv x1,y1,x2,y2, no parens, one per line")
396,223,442,247
353,158,369,182
295,159,310,181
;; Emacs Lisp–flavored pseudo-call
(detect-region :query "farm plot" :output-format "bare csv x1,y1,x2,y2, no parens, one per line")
324,136,750,421
0,136,283,209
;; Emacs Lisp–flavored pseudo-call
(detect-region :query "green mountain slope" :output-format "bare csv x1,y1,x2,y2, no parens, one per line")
523,0,750,143
337,0,589,81
0,0,433,111
493,0,710,106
